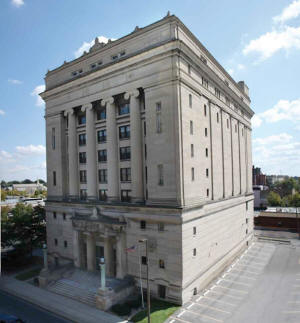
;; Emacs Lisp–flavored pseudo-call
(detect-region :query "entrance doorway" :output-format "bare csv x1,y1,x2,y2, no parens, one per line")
96,246,104,271
158,285,166,299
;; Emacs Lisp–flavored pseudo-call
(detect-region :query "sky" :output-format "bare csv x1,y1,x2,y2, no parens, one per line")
0,0,300,181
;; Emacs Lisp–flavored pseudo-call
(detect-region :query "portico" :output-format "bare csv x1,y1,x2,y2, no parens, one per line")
72,209,127,279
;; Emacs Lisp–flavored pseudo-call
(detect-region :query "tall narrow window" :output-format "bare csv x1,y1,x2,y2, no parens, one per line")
215,88,221,99
52,128,55,150
227,119,229,129
204,104,207,116
193,226,196,235
156,102,162,133
189,94,192,108
202,77,208,89
190,121,193,135
53,171,56,186
217,112,219,123
188,64,191,75
205,128,208,137
205,148,208,157
79,133,86,146
206,168,209,178
191,144,194,157
191,167,195,181
158,164,164,186
207,188,209,197
144,121,146,136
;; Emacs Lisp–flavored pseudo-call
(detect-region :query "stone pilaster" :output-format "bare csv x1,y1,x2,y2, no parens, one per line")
72,230,81,268
125,90,144,202
116,234,126,279
81,103,97,200
104,236,114,277
86,233,96,272
102,97,119,202
64,108,79,199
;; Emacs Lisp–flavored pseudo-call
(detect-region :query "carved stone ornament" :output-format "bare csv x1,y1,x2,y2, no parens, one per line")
90,207,98,220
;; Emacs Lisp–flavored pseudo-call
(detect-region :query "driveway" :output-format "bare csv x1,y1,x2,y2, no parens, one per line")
167,239,300,323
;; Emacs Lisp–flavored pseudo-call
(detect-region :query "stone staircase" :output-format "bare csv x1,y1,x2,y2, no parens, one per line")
47,278,97,307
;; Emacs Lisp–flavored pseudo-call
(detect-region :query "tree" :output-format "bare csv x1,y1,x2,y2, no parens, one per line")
273,178,297,197
290,193,300,208
1,203,46,257
22,179,33,184
267,191,282,206
1,189,7,201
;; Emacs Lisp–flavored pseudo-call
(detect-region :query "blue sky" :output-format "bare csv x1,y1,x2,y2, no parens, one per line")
0,0,300,181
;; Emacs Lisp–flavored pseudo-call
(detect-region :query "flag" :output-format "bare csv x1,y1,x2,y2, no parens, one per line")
125,245,136,252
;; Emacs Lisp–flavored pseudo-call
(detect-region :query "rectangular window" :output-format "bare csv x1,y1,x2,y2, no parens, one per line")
159,259,165,269
193,226,196,235
141,256,147,265
158,223,164,231
188,64,191,74
215,88,221,99
97,107,106,120
79,152,86,164
206,168,209,178
202,77,208,89
121,190,131,202
78,114,86,125
204,104,207,116
64,241,68,248
144,144,147,159
156,112,162,133
145,166,148,183
189,94,192,108
63,213,66,221
99,189,107,201
191,168,195,181
246,218,249,224
140,220,146,230
52,128,55,150
144,121,146,136
120,146,131,160
193,248,197,256
79,133,86,146
205,128,208,137
98,169,107,183
98,149,107,162
80,170,87,183
217,112,219,123
120,168,131,182
156,102,161,112
53,212,57,219
190,120,193,135
235,124,237,133
206,189,209,197
54,238,58,246
191,144,194,157
80,189,87,200
246,201,248,210
205,148,208,157
53,171,56,186
119,125,130,139
227,119,229,129
158,164,164,186
226,97,230,106
97,129,107,143
118,104,130,115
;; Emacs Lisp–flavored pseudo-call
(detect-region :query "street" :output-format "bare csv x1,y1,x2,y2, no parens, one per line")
0,290,71,323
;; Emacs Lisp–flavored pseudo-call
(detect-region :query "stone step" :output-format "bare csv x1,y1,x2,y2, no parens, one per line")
48,281,96,307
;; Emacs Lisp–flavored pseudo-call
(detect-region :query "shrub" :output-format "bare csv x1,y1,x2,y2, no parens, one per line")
111,303,131,316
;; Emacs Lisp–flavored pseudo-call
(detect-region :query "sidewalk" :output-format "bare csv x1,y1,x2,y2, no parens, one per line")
0,275,123,323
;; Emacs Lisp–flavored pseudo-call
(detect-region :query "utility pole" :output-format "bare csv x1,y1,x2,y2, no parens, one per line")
139,238,151,323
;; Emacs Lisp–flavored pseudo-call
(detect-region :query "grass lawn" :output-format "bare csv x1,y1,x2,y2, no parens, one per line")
15,267,42,281
131,299,180,323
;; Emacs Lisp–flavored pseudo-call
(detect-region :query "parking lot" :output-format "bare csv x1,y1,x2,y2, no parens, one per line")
167,239,300,323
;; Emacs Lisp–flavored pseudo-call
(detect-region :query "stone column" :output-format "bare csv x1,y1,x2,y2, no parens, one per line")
81,103,97,200
64,108,79,199
116,234,125,279
86,233,96,272
73,230,81,268
125,90,144,202
104,237,114,277
102,97,119,202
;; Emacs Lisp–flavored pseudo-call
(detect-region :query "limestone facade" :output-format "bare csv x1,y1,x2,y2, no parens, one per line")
42,14,254,304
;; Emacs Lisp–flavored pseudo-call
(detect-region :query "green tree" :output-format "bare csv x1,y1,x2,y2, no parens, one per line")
290,192,300,207
1,189,7,201
1,203,46,257
273,178,297,197
267,191,282,206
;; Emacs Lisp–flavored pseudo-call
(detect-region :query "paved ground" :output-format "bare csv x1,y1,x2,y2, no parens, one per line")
0,290,71,323
167,239,300,323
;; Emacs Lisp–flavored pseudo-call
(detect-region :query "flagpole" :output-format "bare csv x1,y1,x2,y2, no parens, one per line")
138,243,144,308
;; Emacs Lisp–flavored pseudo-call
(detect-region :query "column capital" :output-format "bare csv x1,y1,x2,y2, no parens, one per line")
124,90,139,100
101,97,114,107
63,108,75,117
81,103,93,112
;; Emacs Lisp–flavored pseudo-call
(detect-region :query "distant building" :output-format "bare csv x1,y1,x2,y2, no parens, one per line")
12,180,47,195
252,166,267,186
266,175,288,185
253,185,268,209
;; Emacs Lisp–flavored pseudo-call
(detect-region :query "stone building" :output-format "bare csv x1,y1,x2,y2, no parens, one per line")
41,13,254,305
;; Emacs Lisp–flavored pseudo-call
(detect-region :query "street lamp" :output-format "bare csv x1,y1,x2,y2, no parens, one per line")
42,243,48,271
99,257,106,291
139,238,151,323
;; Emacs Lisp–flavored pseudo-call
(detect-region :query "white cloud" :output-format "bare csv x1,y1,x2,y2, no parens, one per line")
251,115,262,128
237,64,245,70
0,109,5,116
31,85,45,107
253,133,293,145
74,36,114,58
11,0,24,8
0,150,13,159
273,0,300,24
8,79,23,85
243,25,300,61
16,144,46,155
